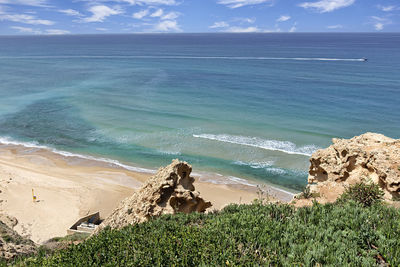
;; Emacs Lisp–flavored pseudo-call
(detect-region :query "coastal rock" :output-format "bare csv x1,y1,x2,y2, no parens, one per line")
0,216,36,260
0,214,18,229
294,133,400,205
94,160,212,232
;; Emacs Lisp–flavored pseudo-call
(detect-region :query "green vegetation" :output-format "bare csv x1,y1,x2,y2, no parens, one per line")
13,202,399,266
298,186,321,199
5,182,399,266
47,233,90,243
299,185,312,199
338,181,384,207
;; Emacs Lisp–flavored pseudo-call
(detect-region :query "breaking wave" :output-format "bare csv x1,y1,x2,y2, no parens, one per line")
193,134,319,156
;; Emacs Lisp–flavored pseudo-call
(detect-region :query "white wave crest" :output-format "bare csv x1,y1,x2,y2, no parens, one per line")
234,160,274,169
233,160,288,175
193,134,318,156
197,173,257,187
0,136,155,174
156,149,181,155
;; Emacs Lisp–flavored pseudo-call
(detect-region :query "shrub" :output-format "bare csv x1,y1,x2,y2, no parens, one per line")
2,234,13,243
15,201,400,266
337,181,384,207
47,233,89,243
298,185,320,199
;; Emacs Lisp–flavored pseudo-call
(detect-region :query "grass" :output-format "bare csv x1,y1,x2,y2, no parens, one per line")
13,200,400,266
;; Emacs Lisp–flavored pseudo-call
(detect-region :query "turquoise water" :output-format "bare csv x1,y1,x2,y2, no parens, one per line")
0,33,399,192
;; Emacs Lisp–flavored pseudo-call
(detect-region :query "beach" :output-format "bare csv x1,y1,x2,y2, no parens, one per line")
0,142,294,244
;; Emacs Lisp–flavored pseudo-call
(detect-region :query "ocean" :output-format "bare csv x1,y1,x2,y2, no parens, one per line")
0,33,399,192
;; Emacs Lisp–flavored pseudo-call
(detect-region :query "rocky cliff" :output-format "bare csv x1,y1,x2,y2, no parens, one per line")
295,133,400,205
0,215,36,260
95,160,212,232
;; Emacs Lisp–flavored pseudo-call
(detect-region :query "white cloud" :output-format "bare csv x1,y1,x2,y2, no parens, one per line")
289,22,297,32
374,23,384,30
299,0,355,13
132,9,149,19
226,26,259,32
377,5,396,12
46,29,70,35
150,8,163,17
0,13,54,25
277,15,290,22
96,27,108,31
58,9,83,17
11,25,41,34
233,17,256,24
113,0,177,5
161,11,179,20
153,19,181,31
217,0,272,9
10,26,70,35
327,24,343,29
371,16,391,31
209,21,229,29
371,16,386,22
83,5,122,23
0,0,47,6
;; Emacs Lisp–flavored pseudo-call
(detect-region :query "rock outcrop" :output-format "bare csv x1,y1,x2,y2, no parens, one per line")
95,160,212,233
295,133,400,205
0,215,36,260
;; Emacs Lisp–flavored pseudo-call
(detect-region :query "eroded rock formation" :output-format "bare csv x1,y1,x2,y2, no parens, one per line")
95,159,212,232
0,215,36,260
295,133,400,205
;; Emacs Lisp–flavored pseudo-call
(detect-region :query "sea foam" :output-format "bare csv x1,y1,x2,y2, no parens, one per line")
0,136,156,174
193,134,319,156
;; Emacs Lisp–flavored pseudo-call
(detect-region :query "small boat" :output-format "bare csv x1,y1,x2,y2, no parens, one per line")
362,58,368,62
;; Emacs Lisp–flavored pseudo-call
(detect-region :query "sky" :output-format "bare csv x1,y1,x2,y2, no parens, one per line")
0,0,399,35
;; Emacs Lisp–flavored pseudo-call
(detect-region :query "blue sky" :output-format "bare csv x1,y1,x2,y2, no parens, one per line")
0,0,399,34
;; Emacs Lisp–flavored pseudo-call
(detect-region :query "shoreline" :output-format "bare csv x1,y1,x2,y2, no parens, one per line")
0,136,298,197
0,141,294,244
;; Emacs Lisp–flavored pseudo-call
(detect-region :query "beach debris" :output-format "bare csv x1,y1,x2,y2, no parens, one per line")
294,133,400,206
94,159,212,233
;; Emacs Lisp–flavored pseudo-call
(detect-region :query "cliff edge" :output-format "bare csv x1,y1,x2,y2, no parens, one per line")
95,159,212,233
295,133,400,205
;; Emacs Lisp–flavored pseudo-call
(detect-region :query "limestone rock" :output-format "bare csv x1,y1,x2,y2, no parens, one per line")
0,216,36,260
294,133,400,205
95,160,212,233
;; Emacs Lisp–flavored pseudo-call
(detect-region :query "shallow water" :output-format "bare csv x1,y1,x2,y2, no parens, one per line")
0,33,399,192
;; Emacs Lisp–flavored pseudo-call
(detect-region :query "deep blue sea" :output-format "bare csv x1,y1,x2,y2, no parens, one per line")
0,33,399,192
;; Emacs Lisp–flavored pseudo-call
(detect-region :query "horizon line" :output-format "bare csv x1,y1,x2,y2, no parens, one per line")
1,32,400,37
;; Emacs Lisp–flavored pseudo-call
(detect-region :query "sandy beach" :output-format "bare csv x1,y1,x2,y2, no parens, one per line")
0,143,292,244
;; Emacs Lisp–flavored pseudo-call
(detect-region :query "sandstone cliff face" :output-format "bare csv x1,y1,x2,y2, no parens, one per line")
295,133,400,205
95,160,212,233
0,215,36,260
